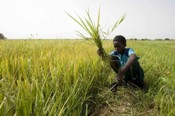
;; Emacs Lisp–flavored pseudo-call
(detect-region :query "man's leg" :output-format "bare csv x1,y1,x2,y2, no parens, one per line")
125,60,144,89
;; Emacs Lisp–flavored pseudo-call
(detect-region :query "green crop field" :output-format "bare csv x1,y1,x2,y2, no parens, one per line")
0,39,175,116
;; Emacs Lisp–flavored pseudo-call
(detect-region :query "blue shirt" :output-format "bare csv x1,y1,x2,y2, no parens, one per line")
110,48,135,67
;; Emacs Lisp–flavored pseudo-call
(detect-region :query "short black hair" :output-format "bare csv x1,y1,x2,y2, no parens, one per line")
113,35,126,44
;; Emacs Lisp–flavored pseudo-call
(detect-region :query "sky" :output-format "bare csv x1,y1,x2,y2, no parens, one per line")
0,0,175,39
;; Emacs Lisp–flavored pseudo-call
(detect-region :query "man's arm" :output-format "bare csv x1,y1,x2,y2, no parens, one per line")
116,54,136,82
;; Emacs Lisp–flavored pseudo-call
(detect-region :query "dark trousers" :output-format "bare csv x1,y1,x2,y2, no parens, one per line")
110,56,144,89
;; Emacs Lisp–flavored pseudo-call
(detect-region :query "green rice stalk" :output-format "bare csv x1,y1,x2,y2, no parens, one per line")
66,9,125,60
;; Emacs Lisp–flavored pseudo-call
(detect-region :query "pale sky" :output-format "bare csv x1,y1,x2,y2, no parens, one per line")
0,0,175,39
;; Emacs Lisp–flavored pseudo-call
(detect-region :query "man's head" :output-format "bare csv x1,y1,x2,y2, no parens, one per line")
113,35,126,54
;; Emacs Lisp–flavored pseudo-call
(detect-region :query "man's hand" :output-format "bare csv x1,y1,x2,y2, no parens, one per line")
97,48,104,56
115,73,124,86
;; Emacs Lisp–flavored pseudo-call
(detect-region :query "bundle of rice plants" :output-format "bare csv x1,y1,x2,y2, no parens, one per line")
66,9,125,61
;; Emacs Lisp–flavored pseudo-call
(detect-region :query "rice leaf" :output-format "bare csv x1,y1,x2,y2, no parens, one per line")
111,14,125,32
97,8,100,30
66,12,85,31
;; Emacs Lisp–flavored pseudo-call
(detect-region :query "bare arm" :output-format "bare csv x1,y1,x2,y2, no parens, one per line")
116,54,137,82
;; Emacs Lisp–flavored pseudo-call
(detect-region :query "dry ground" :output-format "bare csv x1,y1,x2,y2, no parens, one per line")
90,84,157,116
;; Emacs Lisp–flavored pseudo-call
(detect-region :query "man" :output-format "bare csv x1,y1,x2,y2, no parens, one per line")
98,35,144,91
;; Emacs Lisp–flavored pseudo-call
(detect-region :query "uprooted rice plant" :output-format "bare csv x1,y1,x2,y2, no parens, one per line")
0,39,175,116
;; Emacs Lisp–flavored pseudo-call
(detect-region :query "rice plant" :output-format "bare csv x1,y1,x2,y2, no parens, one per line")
0,39,175,115
66,9,125,59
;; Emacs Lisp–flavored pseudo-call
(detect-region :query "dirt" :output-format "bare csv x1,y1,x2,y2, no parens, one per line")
89,86,155,116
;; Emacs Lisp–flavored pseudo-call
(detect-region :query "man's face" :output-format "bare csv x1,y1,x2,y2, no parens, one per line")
113,41,126,54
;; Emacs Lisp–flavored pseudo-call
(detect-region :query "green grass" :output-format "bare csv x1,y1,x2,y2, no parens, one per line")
0,39,175,116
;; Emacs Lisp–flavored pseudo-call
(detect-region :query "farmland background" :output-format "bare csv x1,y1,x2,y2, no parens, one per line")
0,39,175,116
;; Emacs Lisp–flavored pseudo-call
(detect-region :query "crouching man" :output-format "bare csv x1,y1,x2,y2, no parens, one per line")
98,35,144,91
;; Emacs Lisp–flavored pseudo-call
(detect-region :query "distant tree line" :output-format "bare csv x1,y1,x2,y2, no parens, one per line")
0,33,7,40
128,38,174,41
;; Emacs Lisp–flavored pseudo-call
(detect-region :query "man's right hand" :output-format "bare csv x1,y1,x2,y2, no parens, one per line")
97,48,104,56
115,75,123,86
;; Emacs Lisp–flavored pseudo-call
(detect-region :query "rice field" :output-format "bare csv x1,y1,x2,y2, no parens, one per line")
0,39,175,116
